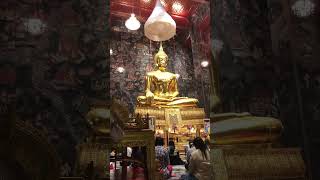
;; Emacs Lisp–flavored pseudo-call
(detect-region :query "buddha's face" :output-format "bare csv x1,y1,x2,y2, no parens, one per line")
157,55,168,68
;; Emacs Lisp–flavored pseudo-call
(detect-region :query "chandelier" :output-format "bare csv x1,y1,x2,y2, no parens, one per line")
291,0,315,17
125,13,141,30
116,67,125,73
144,0,176,41
23,18,47,35
201,61,209,67
125,0,141,30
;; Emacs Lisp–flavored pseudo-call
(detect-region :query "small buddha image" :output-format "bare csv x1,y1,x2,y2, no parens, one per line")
137,43,198,108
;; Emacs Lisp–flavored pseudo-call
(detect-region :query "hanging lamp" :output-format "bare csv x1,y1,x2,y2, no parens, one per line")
23,1,47,35
125,0,140,30
291,0,315,17
125,14,141,30
144,0,176,41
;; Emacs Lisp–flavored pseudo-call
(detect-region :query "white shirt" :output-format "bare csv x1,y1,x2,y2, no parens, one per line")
188,149,211,180
127,147,132,157
186,146,196,163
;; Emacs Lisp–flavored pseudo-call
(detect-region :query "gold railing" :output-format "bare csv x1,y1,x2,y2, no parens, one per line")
124,113,151,130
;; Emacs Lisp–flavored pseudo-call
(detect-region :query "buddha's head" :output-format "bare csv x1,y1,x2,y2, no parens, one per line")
154,43,168,71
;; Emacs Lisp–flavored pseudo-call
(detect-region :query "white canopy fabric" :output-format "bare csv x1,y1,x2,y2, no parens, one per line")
144,0,176,41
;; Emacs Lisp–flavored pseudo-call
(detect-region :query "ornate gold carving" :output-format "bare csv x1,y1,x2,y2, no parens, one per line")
135,107,205,127
124,114,150,129
75,143,110,178
211,149,228,180
180,108,206,119
211,113,283,144
8,120,60,180
164,108,182,128
212,148,306,179
110,130,155,180
135,107,166,119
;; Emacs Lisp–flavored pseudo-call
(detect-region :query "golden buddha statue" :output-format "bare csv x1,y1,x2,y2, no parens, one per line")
137,43,198,108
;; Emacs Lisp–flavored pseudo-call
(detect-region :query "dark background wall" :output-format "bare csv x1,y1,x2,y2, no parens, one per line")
1,0,319,178
268,0,320,178
212,0,320,178
212,0,277,116
190,4,211,115
1,0,109,176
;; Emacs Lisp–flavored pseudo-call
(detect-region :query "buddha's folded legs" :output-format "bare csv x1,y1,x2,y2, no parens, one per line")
137,96,174,102
166,98,198,106
137,96,198,107
137,96,172,106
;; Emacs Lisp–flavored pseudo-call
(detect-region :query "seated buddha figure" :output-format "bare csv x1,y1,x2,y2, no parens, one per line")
137,44,198,108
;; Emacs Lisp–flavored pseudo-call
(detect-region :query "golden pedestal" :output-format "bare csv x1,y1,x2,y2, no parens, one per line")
210,112,283,145
211,145,306,180
135,106,205,127
75,130,155,180
135,107,206,152
210,113,306,179
75,142,110,178
112,129,155,180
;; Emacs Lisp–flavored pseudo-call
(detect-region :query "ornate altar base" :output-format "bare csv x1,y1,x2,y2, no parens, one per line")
211,145,306,180
135,106,208,152
209,113,306,179
75,130,155,180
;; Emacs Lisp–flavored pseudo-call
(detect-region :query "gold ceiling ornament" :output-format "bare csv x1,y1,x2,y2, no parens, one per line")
144,0,176,41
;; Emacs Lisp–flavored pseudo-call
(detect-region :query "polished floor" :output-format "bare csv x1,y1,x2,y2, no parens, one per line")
110,162,145,180
168,165,186,180
110,163,186,180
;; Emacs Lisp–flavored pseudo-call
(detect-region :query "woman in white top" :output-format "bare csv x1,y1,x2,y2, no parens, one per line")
181,137,211,180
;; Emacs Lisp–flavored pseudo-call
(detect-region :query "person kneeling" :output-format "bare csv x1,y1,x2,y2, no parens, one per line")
181,137,210,180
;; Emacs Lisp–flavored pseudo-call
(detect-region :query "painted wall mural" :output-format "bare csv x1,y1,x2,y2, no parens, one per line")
268,0,320,177
211,0,276,116
212,0,320,177
191,3,211,115
1,0,109,176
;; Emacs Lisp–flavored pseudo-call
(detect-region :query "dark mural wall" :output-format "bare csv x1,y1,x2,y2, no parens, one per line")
211,0,277,116
190,4,211,115
1,0,109,176
1,0,319,177
110,25,201,113
268,0,320,178
212,0,320,178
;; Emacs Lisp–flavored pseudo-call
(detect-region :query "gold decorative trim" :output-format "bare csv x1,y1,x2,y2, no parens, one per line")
75,142,109,178
135,107,205,127
9,120,61,180
212,147,306,179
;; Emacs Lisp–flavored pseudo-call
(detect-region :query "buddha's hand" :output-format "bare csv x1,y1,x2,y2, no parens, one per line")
146,91,154,104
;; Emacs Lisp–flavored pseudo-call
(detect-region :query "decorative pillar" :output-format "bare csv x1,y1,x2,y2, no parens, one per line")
196,125,201,137
164,129,169,147
121,147,127,180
